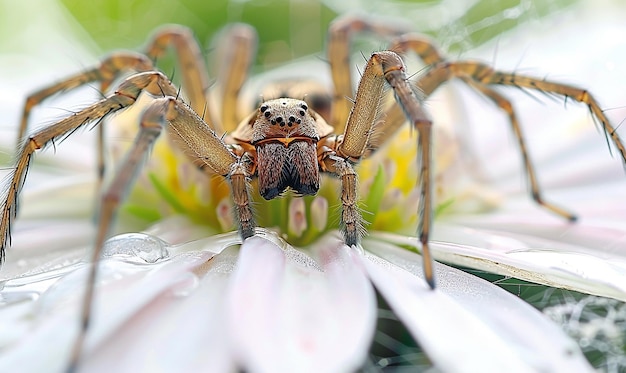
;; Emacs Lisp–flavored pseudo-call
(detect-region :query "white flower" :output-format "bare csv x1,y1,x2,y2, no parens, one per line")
1,1,625,373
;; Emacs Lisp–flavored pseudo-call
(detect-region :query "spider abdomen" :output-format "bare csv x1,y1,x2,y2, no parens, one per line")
256,140,319,200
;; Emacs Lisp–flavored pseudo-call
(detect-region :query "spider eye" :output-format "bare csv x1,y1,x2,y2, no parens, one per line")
300,103,308,111
260,104,269,113
264,110,271,118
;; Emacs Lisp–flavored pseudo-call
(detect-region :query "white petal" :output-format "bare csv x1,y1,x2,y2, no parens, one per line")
227,232,376,373
0,233,242,373
362,239,593,373
84,249,238,373
375,225,626,302
2,219,93,280
429,180,626,300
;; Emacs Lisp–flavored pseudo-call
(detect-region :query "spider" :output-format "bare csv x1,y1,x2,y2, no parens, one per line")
1,14,626,372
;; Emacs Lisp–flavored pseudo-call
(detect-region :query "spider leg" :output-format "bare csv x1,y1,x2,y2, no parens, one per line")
389,33,446,65
146,24,257,134
327,16,409,131
321,154,362,246
17,53,155,188
377,52,436,290
212,24,257,132
145,27,213,124
364,33,448,150
417,61,626,163
67,96,248,371
334,51,436,289
17,53,154,145
485,68,626,163
159,95,254,237
462,77,576,220
382,34,625,220
410,60,626,218
327,21,445,155
68,99,167,373
0,71,178,263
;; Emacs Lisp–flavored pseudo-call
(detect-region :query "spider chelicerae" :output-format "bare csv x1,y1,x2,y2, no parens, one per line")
1,15,625,371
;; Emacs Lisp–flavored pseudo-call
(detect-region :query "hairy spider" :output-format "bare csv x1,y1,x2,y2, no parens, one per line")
1,15,626,371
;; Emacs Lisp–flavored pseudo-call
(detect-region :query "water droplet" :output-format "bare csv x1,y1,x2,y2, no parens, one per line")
102,233,170,264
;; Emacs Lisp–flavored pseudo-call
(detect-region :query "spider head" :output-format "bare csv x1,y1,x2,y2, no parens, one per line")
248,99,323,200
252,98,319,142
255,79,333,121
230,99,335,200
230,97,335,148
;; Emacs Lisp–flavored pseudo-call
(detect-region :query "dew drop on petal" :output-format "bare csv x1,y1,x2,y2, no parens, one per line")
101,233,170,264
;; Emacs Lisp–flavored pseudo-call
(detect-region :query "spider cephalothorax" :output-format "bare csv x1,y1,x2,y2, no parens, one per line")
1,15,625,372
231,98,333,200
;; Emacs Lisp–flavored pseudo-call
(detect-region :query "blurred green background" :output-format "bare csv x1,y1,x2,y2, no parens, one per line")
0,0,586,109
0,0,569,108
56,0,576,69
